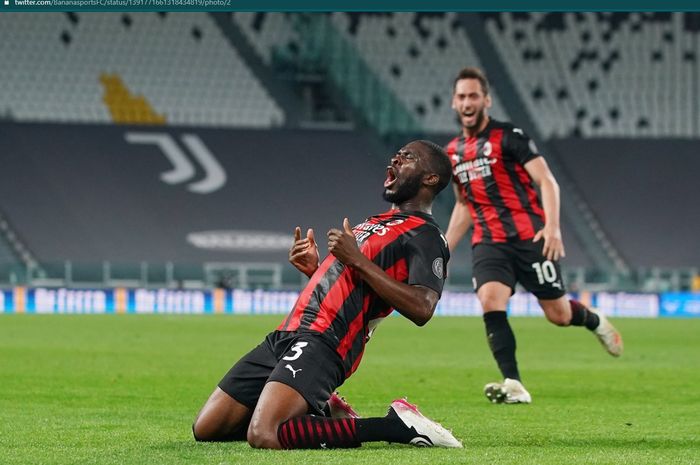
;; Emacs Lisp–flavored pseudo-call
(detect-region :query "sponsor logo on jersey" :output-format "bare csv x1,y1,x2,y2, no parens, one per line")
353,218,405,243
453,156,497,183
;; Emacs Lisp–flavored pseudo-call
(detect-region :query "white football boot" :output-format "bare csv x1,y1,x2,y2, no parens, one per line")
589,308,623,357
484,378,532,404
389,398,463,448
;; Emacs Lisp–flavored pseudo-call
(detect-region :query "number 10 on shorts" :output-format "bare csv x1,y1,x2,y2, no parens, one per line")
531,260,558,285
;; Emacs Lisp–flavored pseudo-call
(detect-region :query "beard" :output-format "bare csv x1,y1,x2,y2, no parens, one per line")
383,173,423,204
459,106,486,131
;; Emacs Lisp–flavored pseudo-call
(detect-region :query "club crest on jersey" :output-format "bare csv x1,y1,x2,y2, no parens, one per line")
482,141,492,156
432,258,444,280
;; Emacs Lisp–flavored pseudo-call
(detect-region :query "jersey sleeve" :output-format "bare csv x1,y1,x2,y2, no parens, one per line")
405,229,450,297
504,126,542,165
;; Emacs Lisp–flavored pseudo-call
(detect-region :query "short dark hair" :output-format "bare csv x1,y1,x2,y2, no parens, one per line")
453,67,490,96
415,140,452,194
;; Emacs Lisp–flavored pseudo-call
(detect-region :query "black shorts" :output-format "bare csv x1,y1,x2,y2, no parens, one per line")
472,240,566,300
217,331,345,416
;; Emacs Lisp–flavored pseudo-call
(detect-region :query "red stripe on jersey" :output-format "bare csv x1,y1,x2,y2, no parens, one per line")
348,347,364,377
489,130,536,240
471,177,508,242
338,257,410,374
463,136,478,161
448,137,484,242
446,137,460,167
462,137,507,242
278,255,337,331
308,215,425,334
307,268,356,333
337,294,370,359
514,163,545,220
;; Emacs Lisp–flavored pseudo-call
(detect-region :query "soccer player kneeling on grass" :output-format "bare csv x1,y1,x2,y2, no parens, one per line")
193,140,461,449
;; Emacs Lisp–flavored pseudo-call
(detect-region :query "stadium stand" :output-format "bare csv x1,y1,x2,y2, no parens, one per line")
0,210,40,284
232,12,298,66
0,226,21,268
232,13,509,134
0,13,283,127
329,13,510,133
484,12,698,138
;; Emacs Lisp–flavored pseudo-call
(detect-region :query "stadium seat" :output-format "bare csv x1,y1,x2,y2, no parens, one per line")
232,12,510,134
329,12,510,133
485,12,696,137
0,12,284,128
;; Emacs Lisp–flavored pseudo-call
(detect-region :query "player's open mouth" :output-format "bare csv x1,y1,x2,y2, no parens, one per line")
384,167,397,188
463,111,475,117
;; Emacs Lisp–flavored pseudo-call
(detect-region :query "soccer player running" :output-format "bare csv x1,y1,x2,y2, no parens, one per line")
193,140,462,449
445,67,623,404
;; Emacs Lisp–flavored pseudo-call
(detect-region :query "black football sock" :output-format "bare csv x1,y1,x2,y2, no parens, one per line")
356,408,415,444
277,409,418,449
483,311,520,381
277,416,360,449
569,299,600,331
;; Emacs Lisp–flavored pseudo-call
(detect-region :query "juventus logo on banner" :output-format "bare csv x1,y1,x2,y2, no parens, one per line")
125,132,227,194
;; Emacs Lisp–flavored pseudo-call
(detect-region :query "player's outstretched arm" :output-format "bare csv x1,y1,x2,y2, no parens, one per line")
289,226,319,278
445,183,472,252
327,219,438,326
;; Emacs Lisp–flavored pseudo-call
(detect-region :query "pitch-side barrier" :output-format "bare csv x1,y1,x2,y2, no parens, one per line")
1,288,699,318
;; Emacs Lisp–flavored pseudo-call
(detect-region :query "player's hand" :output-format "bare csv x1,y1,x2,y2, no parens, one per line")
289,226,319,278
327,218,364,267
533,224,566,261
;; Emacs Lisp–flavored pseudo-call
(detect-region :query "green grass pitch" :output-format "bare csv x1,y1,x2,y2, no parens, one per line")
1,314,698,465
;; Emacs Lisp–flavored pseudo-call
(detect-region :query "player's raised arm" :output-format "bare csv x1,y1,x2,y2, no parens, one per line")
327,218,439,326
288,226,319,278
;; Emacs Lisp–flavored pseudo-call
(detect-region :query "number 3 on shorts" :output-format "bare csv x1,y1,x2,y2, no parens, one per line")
283,341,309,361
531,260,558,285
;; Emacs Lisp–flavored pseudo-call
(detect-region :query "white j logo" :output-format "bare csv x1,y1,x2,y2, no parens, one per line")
125,132,226,194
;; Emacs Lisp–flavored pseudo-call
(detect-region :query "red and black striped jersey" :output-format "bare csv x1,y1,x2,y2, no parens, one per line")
277,209,449,378
446,119,546,245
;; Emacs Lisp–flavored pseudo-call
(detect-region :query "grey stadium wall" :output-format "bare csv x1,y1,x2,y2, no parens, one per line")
551,138,700,268
0,123,389,264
